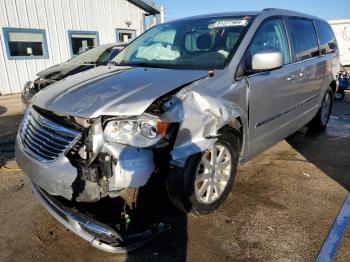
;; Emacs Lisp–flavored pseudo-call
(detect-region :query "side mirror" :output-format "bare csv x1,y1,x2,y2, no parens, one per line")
252,50,284,71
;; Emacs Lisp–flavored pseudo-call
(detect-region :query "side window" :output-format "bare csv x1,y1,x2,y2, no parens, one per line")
244,18,291,70
286,18,319,61
315,20,337,55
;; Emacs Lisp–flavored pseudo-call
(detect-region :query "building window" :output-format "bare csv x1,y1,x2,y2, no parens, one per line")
116,29,136,43
2,28,49,59
68,31,99,56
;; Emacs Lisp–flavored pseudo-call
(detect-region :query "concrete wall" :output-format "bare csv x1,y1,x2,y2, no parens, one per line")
0,0,146,95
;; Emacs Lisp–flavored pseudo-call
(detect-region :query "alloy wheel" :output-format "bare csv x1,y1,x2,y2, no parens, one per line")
194,143,232,204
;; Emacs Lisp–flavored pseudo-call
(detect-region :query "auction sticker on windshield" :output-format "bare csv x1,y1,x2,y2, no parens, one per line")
213,18,249,28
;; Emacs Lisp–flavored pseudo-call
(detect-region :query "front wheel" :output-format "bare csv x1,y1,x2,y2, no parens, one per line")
166,132,239,215
307,90,333,131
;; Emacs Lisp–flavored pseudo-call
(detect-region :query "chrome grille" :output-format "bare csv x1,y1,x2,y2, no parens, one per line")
19,107,81,162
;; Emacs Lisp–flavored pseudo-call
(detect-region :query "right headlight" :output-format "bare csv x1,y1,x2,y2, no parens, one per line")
103,115,168,147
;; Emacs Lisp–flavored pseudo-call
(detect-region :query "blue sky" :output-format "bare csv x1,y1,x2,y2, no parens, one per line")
158,0,350,21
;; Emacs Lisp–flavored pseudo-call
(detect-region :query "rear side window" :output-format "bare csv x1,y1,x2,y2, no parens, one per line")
315,20,337,54
286,18,319,61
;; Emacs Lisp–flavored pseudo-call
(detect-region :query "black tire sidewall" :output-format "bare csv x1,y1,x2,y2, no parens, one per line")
308,89,333,130
320,91,333,127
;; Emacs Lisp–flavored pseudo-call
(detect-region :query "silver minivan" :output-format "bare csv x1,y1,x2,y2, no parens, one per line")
16,8,339,252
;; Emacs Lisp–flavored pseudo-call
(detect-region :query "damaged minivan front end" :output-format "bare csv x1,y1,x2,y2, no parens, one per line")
16,104,182,251
15,66,223,251
16,13,256,252
16,64,212,200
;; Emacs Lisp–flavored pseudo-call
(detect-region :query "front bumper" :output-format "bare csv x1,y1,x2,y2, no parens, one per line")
15,135,77,200
15,105,155,201
27,178,170,253
16,134,155,201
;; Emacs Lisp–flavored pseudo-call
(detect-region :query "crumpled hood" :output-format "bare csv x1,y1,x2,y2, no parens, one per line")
32,66,208,118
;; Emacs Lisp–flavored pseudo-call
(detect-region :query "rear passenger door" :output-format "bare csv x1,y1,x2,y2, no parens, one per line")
285,18,323,114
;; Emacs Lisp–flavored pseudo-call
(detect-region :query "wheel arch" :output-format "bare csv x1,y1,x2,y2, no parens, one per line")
330,80,337,97
219,116,246,161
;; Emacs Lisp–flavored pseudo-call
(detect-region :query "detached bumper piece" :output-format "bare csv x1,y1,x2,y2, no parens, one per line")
28,179,171,253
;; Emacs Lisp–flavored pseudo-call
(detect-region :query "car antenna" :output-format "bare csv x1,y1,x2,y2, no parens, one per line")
208,68,214,77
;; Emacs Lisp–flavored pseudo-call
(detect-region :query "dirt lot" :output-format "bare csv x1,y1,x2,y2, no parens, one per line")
0,94,349,262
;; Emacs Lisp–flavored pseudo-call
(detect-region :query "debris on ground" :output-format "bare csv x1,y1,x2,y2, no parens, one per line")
303,172,311,178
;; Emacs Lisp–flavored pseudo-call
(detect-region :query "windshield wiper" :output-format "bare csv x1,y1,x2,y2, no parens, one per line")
108,61,169,68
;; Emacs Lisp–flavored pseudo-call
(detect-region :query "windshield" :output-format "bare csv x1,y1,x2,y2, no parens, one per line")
112,16,253,70
69,45,122,65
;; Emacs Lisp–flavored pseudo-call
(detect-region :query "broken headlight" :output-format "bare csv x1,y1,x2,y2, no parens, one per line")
103,115,168,147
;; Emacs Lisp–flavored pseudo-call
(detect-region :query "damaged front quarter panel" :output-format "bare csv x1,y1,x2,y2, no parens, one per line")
158,72,249,167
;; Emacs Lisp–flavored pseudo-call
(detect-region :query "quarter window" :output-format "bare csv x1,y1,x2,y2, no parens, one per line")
315,20,337,54
68,31,99,56
286,18,319,61
2,28,49,59
244,18,291,70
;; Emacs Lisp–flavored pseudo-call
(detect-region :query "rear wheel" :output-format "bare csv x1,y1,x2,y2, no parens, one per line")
308,90,333,130
166,132,239,215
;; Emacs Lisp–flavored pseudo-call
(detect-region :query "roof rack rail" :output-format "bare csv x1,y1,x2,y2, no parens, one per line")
262,8,292,12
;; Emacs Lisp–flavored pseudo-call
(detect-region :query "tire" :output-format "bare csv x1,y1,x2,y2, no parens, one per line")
166,132,239,215
334,90,345,101
307,90,333,131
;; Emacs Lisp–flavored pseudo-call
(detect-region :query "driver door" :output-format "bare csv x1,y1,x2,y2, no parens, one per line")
241,17,301,157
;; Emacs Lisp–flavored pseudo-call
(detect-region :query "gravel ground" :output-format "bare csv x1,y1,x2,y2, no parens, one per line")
0,93,349,262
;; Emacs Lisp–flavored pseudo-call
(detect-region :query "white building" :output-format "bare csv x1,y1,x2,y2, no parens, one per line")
0,0,161,95
329,19,350,66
